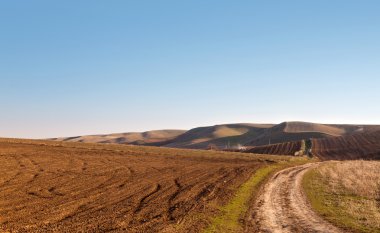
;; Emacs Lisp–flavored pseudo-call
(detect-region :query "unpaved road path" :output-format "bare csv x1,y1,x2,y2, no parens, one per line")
251,163,343,233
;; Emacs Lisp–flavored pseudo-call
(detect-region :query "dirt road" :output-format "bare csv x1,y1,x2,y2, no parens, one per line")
251,163,343,233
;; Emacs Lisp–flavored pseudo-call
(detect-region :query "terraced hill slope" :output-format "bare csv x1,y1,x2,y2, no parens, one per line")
244,122,379,146
244,130,380,160
245,141,302,156
311,130,380,160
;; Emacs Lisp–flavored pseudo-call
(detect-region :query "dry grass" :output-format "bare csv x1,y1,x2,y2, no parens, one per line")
318,161,380,199
303,161,380,232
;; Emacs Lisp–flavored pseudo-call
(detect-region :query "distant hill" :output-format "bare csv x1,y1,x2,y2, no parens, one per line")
51,130,186,145
242,123,380,160
162,123,274,149
244,121,380,147
144,121,380,149
51,122,380,152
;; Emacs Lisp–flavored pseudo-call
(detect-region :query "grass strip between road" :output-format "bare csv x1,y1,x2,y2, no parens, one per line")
203,164,279,233
203,158,312,233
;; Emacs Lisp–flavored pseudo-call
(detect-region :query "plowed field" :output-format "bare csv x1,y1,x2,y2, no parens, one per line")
312,131,380,160
0,139,280,232
246,141,301,156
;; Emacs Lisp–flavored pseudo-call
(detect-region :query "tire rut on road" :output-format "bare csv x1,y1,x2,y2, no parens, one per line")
250,163,343,233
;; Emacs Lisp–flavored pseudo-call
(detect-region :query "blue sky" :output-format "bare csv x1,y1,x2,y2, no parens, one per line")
1,1,379,138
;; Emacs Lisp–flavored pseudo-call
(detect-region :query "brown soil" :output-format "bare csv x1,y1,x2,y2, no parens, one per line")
312,130,380,160
245,141,302,156
244,129,380,161
0,139,268,233
249,163,343,233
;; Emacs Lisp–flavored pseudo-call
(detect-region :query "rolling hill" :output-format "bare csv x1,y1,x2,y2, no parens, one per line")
244,121,380,146
162,123,274,149
243,127,380,160
51,122,380,153
52,130,186,145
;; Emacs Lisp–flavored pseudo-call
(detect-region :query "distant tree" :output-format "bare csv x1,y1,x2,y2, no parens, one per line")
305,139,313,158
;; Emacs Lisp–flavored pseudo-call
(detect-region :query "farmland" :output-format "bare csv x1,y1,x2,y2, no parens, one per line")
0,138,302,232
311,130,380,160
245,141,302,156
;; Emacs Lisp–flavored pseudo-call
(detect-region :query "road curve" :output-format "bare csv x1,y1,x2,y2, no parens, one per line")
251,163,343,233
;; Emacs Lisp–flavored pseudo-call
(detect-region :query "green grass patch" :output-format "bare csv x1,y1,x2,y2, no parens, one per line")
203,165,278,233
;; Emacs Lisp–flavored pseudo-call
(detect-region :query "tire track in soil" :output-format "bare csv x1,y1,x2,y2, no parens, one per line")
134,184,162,214
167,178,183,221
0,139,262,232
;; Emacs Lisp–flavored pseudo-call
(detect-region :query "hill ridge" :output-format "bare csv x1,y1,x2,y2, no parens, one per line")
51,122,380,150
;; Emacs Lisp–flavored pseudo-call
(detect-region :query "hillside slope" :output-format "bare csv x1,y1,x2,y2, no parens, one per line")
312,130,380,160
52,130,186,145
245,141,302,156
244,130,380,160
163,123,273,149
245,122,380,146
51,122,380,151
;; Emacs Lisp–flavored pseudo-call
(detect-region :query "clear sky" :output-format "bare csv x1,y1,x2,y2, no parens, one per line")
1,1,379,138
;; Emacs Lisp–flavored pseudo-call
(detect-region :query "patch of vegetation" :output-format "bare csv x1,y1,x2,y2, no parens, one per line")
302,162,380,233
305,139,313,157
203,165,278,233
